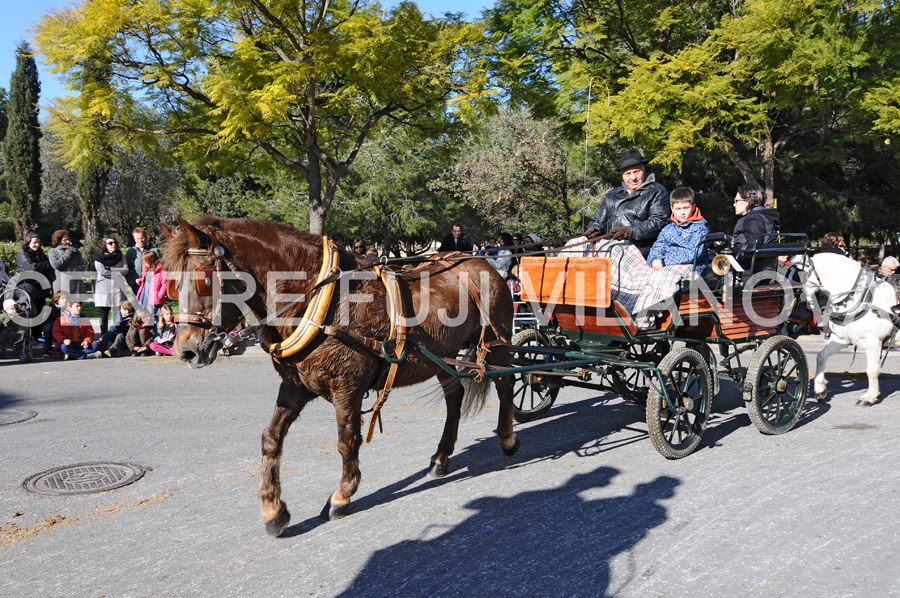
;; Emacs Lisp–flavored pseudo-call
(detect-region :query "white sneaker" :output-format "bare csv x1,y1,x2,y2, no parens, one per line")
86,351,102,359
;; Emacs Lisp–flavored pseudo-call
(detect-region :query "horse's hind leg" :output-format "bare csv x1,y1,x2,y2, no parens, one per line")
858,337,883,406
494,373,520,456
428,370,464,478
259,381,314,537
814,339,849,402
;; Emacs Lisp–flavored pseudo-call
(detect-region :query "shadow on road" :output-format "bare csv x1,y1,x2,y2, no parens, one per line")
335,468,678,597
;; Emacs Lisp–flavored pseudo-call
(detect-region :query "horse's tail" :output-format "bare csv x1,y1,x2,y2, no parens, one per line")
461,376,491,417
455,342,491,417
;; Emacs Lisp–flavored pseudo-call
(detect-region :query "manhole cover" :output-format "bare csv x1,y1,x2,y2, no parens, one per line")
0,409,37,426
23,462,149,495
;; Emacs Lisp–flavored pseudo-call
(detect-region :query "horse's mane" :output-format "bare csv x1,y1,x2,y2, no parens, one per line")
163,216,322,275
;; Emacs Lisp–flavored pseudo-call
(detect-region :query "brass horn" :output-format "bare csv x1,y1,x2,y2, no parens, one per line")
710,253,732,276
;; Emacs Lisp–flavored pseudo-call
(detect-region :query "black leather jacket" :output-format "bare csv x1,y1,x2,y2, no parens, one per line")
587,174,670,255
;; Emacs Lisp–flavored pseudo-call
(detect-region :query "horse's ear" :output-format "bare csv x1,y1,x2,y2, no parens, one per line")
160,223,173,240
178,217,209,249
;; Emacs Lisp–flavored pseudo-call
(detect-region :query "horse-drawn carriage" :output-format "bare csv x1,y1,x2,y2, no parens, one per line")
165,216,820,535
506,233,813,459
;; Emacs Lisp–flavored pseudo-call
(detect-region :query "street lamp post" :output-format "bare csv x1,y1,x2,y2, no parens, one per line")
582,76,609,232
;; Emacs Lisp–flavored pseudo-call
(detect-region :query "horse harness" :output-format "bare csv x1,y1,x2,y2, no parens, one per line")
176,236,510,442
807,258,900,360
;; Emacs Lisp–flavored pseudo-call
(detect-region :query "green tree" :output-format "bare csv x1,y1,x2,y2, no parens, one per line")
601,0,900,203
328,121,463,256
34,0,492,234
3,42,42,240
436,109,579,239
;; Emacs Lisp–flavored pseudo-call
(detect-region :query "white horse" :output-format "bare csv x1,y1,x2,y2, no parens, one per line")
803,252,900,406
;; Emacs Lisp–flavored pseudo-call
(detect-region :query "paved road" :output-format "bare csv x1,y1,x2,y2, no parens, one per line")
2,337,900,597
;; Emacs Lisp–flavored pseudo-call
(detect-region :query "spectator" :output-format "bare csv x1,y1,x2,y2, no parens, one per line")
42,291,68,352
127,312,156,356
125,227,158,292
523,233,543,252
331,232,346,250
488,233,516,280
53,300,99,360
365,247,379,259
584,149,670,258
881,256,899,277
93,236,130,335
438,223,474,253
818,233,848,256
48,229,86,296
148,305,177,356
93,300,135,357
352,239,366,255
646,187,710,274
477,237,499,257
136,250,168,323
0,299,23,358
0,256,10,286
16,233,55,342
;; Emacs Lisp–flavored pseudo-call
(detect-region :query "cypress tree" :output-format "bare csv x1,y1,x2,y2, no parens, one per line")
3,42,42,240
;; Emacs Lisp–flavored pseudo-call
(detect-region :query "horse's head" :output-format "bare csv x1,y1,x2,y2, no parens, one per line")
162,218,251,368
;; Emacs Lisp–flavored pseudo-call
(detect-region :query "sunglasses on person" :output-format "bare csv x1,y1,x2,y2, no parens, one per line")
354,245,363,250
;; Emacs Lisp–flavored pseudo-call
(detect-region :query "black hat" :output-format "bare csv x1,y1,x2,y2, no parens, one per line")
619,149,650,170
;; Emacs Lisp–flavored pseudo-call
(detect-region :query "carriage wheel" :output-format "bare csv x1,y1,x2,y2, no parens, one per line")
646,348,712,459
744,336,809,435
610,341,670,404
510,328,560,423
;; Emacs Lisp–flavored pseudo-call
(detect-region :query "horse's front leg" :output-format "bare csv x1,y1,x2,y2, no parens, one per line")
857,336,884,406
428,370,464,478
259,381,315,537
322,391,364,520
814,339,849,402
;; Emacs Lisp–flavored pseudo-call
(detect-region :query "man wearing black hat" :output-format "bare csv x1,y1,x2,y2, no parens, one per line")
584,149,670,258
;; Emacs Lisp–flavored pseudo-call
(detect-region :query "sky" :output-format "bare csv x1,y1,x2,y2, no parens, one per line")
0,0,492,107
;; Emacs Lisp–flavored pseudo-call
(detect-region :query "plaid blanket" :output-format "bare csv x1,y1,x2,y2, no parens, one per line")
561,237,694,317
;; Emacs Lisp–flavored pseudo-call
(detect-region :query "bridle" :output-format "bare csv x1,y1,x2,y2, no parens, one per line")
170,232,252,341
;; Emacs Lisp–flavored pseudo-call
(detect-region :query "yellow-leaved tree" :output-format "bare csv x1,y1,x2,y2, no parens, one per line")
34,0,494,233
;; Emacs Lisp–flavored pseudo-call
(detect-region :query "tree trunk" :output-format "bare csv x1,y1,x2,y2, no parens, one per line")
717,130,759,186
307,149,325,235
761,123,776,205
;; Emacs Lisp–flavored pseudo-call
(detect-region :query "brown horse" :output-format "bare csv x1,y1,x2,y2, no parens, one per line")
162,216,519,537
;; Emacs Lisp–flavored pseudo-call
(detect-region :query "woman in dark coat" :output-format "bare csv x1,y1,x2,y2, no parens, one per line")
818,232,848,256
48,229,87,296
732,183,780,272
15,233,55,341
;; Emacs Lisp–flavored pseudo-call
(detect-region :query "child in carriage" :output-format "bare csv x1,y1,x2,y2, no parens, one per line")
563,186,710,326
646,187,709,274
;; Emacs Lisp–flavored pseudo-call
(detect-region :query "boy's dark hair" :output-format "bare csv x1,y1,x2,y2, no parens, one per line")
120,301,135,314
670,187,695,206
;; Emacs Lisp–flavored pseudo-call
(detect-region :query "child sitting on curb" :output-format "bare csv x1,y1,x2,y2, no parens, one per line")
92,300,135,357
148,305,177,356
53,301,99,360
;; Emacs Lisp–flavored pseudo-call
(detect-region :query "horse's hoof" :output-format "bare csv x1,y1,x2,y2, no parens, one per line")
502,435,521,457
265,508,291,537
320,499,350,521
427,461,450,478
856,399,875,407
815,391,828,402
